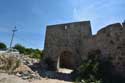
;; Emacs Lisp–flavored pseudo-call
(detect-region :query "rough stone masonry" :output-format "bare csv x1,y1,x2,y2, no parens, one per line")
42,21,125,77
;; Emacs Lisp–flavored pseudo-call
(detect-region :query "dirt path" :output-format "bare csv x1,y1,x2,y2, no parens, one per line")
31,78,72,83
0,72,73,83
0,73,28,83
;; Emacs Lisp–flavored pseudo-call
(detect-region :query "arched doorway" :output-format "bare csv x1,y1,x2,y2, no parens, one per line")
59,51,75,69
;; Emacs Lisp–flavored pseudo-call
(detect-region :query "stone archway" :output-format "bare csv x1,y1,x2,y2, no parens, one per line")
58,51,75,69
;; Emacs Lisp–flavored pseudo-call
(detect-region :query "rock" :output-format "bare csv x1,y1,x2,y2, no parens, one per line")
14,54,38,66
14,64,41,80
0,54,21,73
16,72,22,77
0,53,41,81
14,65,33,73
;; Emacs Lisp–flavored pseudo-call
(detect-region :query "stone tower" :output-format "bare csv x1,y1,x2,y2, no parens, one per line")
43,21,92,70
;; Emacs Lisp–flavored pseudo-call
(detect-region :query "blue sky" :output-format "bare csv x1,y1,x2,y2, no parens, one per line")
0,0,125,49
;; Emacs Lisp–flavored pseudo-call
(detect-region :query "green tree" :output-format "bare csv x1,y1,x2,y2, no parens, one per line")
13,44,26,54
13,44,43,60
25,48,33,55
30,49,43,60
0,42,7,49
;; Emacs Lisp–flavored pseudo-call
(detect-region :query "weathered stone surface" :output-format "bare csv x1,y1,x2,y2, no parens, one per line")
95,23,125,77
81,22,125,77
43,21,92,70
42,21,125,77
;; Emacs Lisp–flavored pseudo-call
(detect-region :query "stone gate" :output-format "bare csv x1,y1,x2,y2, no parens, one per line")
43,21,92,70
42,21,125,78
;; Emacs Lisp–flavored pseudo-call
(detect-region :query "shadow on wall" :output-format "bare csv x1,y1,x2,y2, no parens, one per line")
59,51,75,69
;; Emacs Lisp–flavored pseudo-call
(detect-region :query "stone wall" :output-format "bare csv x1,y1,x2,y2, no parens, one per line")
42,21,125,77
95,23,125,76
43,21,92,70
82,22,125,77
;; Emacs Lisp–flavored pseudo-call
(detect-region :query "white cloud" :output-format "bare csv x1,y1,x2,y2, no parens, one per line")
71,0,124,34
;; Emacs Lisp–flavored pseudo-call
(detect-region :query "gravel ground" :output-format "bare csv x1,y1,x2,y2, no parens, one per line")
0,73,72,83
0,73,28,83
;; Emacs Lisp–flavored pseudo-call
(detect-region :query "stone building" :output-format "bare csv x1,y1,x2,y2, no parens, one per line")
43,21,92,70
42,21,125,77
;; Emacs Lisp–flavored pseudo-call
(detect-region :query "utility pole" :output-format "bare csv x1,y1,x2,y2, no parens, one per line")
9,26,17,48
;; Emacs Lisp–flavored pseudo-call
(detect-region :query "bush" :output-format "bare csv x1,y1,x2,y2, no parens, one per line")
0,42,7,49
29,49,43,60
73,49,125,83
13,44,43,60
73,50,102,83
13,44,26,54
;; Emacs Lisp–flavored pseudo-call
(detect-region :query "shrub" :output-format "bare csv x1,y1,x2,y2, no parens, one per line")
13,44,26,54
29,49,43,60
72,49,102,83
13,44,43,60
73,49,125,83
0,42,7,49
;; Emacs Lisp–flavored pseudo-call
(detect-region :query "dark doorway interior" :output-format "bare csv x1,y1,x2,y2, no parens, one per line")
60,51,74,69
